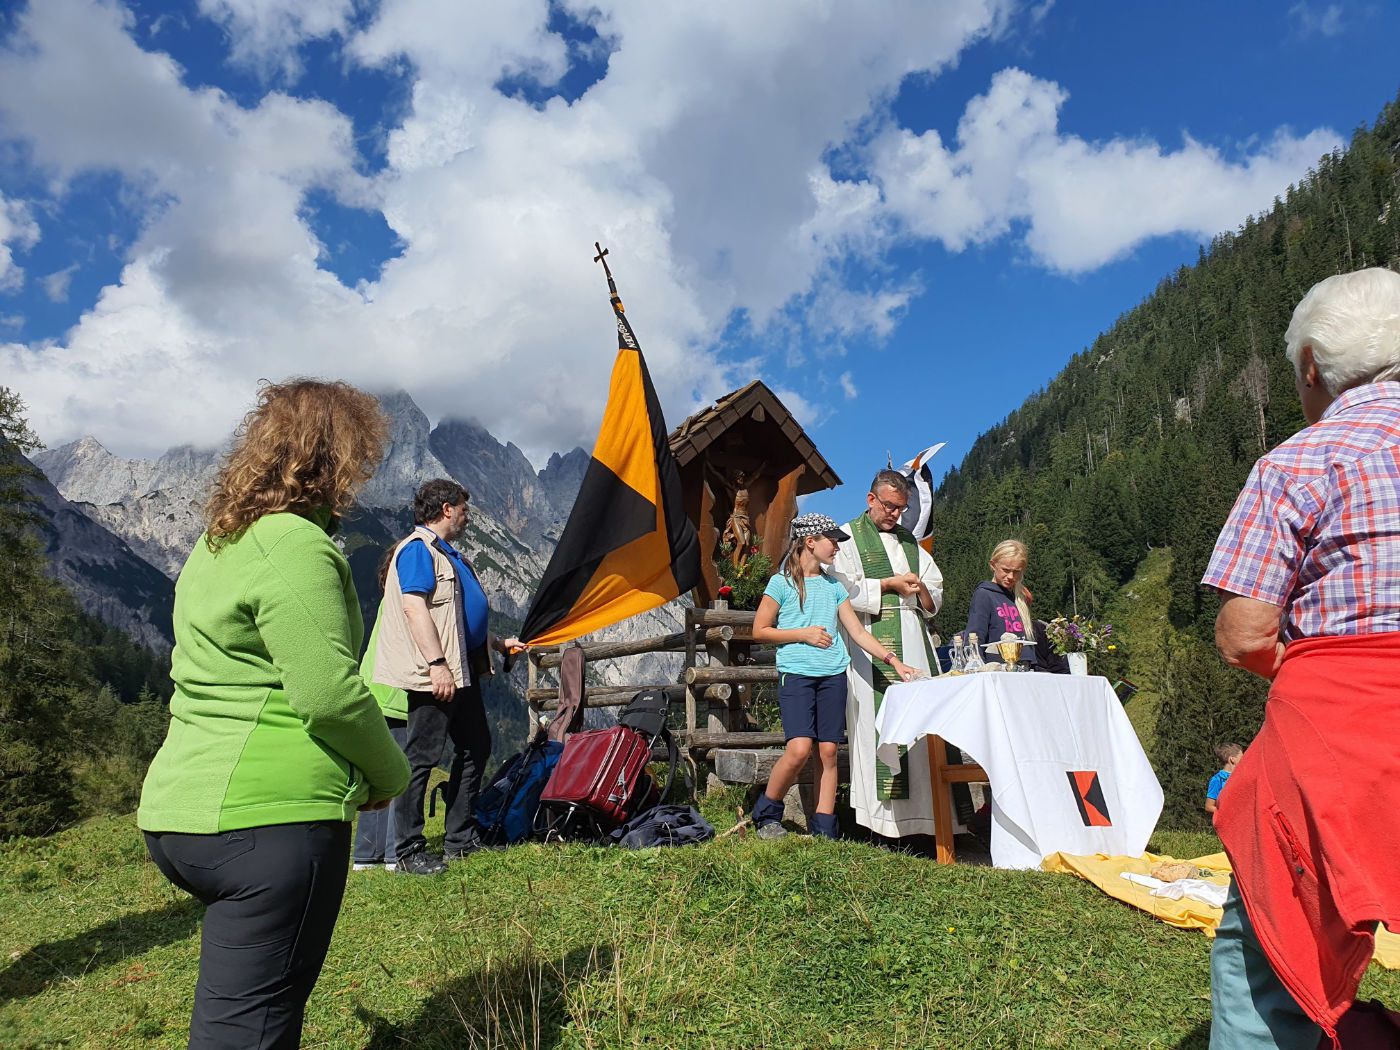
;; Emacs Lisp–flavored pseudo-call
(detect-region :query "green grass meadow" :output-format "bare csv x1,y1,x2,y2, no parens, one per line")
6,795,1397,1050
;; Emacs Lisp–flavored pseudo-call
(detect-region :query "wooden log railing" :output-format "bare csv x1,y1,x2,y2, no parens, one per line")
524,603,777,754
531,626,733,669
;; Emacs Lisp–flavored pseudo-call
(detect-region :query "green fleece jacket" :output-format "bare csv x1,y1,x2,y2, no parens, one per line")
138,509,411,834
361,617,408,722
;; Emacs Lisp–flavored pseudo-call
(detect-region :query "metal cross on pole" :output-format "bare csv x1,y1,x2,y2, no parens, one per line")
594,241,622,304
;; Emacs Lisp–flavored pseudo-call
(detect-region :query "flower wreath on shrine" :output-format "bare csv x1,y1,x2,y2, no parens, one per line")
714,543,773,610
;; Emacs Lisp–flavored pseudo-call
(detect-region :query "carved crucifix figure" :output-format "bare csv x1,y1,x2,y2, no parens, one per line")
707,462,766,569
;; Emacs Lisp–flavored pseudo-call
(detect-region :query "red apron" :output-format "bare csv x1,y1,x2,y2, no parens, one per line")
1215,632,1400,1041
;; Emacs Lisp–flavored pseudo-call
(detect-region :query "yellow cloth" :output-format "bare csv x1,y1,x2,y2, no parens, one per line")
1042,851,1400,969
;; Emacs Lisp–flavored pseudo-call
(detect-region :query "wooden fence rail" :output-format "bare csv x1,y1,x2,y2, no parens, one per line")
525,603,771,751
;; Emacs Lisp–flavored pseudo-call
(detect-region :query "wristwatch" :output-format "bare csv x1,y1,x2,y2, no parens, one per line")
883,651,897,665
427,657,447,667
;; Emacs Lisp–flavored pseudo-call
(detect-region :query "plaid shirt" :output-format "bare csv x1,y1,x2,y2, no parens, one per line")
1202,381,1400,640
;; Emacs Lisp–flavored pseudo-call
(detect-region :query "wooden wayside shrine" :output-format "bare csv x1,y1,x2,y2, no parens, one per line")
668,380,841,608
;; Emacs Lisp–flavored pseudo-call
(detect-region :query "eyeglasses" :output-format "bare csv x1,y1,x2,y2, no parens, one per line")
873,495,908,516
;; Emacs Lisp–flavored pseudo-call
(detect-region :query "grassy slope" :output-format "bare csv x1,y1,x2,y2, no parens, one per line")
1101,547,1174,757
5,551,1395,1048
5,805,1397,1050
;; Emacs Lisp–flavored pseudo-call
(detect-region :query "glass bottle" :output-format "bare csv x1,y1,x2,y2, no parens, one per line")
963,632,986,672
949,633,965,672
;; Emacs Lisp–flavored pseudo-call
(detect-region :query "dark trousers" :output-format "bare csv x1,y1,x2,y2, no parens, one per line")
144,821,351,1050
395,681,492,857
351,719,408,865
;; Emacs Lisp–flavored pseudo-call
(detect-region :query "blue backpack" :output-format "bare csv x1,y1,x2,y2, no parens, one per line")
475,738,564,845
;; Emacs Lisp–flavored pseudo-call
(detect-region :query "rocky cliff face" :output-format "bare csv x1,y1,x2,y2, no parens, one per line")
428,418,563,544
537,447,590,523
356,391,453,510
22,452,176,652
32,439,219,579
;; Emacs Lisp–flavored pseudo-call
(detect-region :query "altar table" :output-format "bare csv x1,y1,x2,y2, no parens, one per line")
874,673,1163,869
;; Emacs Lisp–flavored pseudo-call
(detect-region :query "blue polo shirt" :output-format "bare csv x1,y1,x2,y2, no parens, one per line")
763,570,851,677
397,537,489,651
1206,768,1231,801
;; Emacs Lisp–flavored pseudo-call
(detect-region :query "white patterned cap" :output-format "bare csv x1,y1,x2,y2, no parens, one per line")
791,513,851,542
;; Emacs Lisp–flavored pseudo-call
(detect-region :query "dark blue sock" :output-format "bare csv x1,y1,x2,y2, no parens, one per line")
810,813,840,839
752,793,784,826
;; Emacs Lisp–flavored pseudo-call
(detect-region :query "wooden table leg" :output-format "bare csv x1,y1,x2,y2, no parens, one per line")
928,734,956,865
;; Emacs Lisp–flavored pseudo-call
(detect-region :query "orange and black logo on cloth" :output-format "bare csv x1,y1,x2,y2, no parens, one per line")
1067,770,1112,827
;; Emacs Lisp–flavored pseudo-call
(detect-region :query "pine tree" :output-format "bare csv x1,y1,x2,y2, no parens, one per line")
0,389,84,835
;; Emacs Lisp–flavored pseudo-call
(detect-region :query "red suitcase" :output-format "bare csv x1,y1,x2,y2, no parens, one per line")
538,725,657,837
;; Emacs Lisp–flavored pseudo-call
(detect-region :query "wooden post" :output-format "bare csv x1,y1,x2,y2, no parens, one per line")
926,734,990,865
706,600,730,735
928,734,956,865
684,606,698,740
527,649,544,737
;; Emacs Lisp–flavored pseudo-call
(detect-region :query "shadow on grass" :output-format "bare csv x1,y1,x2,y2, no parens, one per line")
358,943,612,1050
1174,1019,1210,1048
0,898,202,1005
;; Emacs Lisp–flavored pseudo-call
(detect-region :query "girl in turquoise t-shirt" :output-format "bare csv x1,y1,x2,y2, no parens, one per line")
750,513,918,839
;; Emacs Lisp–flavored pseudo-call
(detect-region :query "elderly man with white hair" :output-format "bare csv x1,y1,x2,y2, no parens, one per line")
1202,267,1400,1048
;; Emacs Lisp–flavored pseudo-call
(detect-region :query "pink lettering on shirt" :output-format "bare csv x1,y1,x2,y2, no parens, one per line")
996,602,1024,633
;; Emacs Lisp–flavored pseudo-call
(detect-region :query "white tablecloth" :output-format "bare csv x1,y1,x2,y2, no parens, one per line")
874,673,1163,869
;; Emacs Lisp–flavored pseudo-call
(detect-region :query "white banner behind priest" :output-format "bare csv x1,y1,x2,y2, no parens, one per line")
874,674,1163,869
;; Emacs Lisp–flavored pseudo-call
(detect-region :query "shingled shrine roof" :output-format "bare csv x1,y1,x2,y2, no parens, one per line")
668,379,841,494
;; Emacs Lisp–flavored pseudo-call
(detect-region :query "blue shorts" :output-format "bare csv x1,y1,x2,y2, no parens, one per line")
777,672,847,743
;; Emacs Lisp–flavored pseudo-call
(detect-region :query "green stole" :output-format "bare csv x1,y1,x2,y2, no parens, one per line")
847,513,937,801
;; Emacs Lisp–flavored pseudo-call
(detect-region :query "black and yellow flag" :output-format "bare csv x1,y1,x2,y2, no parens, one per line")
517,245,700,646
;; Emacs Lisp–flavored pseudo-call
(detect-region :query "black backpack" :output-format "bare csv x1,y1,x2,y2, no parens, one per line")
616,690,688,803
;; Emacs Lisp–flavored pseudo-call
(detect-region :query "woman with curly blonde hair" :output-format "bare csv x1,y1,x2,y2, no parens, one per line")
139,379,409,1050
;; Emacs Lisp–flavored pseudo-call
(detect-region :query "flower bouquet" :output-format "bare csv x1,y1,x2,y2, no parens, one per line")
1043,615,1116,656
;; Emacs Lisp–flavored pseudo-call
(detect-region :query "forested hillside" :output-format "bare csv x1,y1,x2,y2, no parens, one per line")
0,390,172,840
929,91,1400,825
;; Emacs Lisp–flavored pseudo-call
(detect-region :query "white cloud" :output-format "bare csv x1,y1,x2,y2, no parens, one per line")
41,263,77,302
1289,2,1345,38
865,68,1339,273
839,371,858,399
0,192,40,291
1,0,1019,458
0,0,1347,464
197,0,354,81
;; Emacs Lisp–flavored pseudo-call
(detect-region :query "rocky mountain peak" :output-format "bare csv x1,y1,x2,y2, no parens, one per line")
429,417,559,543
538,447,590,522
356,390,453,510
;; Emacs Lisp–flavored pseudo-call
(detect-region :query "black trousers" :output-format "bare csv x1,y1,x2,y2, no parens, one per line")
144,820,351,1050
395,680,492,857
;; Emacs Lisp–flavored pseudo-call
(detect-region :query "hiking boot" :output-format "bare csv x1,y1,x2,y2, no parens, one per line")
755,821,788,840
396,850,447,876
444,846,480,863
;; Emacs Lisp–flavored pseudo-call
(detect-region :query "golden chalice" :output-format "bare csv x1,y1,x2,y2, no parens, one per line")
994,632,1032,669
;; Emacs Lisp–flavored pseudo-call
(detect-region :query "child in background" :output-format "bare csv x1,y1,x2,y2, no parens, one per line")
1204,743,1243,815
749,513,919,840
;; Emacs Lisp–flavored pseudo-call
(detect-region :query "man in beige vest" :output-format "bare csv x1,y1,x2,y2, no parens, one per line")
374,479,514,874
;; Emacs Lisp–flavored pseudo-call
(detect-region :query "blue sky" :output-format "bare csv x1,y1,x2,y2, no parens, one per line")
1,0,1397,521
